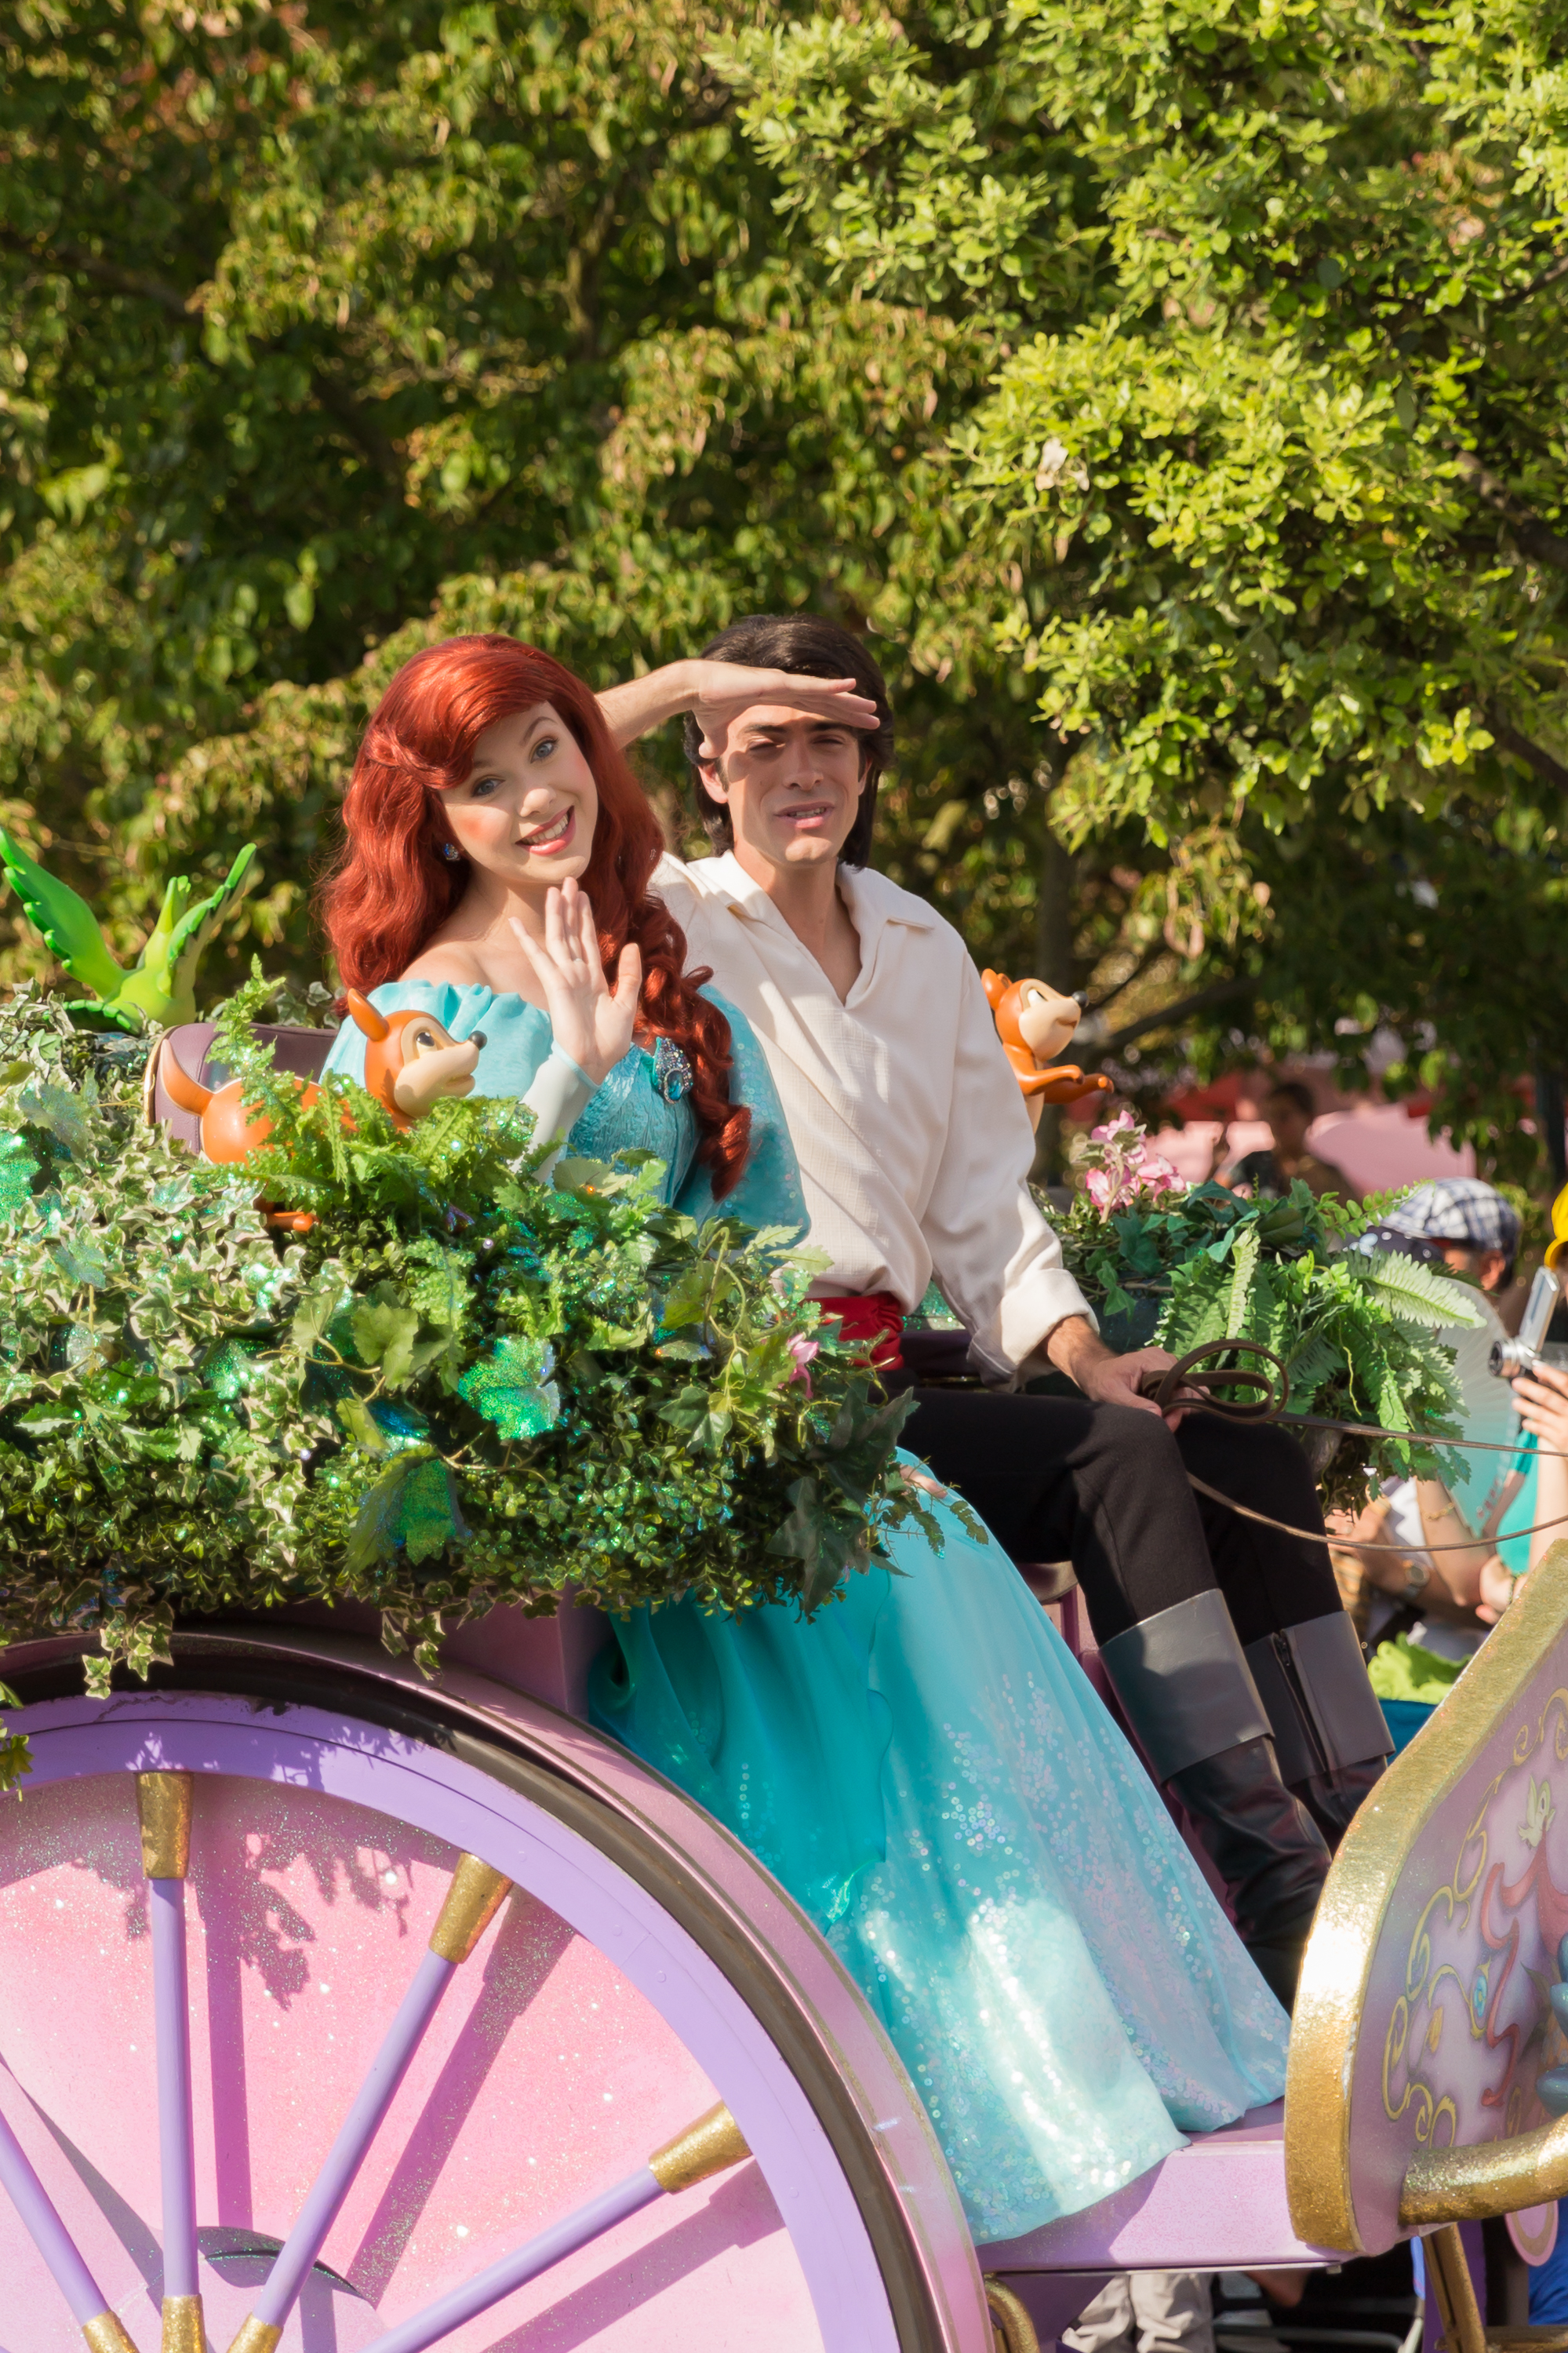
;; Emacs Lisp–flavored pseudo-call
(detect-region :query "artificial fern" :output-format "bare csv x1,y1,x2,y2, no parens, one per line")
1057,1149,1477,1508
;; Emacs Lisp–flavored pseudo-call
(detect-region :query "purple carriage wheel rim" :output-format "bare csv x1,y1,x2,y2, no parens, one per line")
1,1658,992,2353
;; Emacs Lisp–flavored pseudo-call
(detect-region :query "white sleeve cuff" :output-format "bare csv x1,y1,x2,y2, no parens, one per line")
996,1269,1100,1381
522,1043,598,1166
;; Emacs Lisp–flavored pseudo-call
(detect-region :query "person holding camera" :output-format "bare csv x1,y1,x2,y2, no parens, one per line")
1339,1182,1523,1641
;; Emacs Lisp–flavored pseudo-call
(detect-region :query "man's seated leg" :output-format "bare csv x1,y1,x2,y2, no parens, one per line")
908,1386,1329,2005
1173,1415,1392,1848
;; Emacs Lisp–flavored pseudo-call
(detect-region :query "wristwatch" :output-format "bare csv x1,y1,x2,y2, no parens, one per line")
1401,1557,1431,1603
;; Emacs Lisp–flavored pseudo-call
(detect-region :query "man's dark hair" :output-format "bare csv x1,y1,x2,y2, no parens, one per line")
681,614,894,869
1268,1079,1315,1120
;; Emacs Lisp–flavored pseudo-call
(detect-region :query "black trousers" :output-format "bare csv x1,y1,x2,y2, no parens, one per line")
905,1390,1343,1649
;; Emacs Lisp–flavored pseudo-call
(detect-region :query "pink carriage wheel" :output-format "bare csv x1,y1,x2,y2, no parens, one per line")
0,1630,995,2352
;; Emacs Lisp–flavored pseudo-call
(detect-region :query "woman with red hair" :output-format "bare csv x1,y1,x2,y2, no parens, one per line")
319,633,802,1221
318,632,1291,2250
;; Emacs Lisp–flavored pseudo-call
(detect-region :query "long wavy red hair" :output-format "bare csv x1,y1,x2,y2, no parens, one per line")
319,634,750,1193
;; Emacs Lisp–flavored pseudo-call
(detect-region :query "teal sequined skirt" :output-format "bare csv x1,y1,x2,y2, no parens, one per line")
590,1473,1289,2243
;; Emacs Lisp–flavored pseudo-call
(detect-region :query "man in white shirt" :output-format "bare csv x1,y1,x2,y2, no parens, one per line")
599,617,1390,2002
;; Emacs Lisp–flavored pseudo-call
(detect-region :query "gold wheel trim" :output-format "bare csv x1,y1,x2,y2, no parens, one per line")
1286,1543,1568,2249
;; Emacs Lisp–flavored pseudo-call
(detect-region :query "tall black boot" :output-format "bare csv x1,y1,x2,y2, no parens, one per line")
1244,1610,1392,1852
1099,1590,1331,2009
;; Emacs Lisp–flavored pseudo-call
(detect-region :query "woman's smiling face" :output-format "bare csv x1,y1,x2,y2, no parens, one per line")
438,702,598,897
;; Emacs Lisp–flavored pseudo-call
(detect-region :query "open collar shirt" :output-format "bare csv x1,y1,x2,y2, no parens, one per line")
653,850,1095,1382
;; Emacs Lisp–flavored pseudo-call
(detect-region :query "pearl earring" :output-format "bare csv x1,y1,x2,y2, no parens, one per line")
439,840,462,862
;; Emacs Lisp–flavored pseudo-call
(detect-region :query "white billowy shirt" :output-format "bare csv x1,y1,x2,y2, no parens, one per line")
653,850,1095,1381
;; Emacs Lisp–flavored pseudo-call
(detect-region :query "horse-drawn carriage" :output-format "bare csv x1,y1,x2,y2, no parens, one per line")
2,1027,1566,2353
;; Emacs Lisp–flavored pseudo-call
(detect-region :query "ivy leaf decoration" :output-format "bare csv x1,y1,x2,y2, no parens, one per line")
406,1237,472,1331
292,1269,350,1352
657,1265,712,1331
49,1233,108,1289
351,1293,422,1386
346,1448,468,1568
457,1335,560,1441
766,1474,868,1612
18,1082,93,1156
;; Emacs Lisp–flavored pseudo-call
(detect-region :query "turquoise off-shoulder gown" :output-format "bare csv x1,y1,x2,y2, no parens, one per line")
326,983,1290,2244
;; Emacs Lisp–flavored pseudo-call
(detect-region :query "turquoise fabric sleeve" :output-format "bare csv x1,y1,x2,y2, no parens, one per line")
1496,1437,1540,1575
321,978,698,1202
320,982,555,1098
676,988,809,1237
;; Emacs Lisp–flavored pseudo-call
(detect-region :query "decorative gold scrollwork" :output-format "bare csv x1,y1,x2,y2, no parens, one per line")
983,2275,1041,2353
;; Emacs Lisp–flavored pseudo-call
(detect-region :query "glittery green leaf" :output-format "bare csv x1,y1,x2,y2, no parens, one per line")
337,1393,430,1454
457,1335,560,1441
202,1335,264,1400
0,1131,38,1219
398,1456,467,1562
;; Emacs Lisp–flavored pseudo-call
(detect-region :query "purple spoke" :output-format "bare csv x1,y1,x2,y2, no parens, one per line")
243,1943,457,2337
0,2095,131,2344
231,1852,511,2351
367,2165,663,2353
137,1768,203,2353
350,2101,751,2353
150,1878,198,2303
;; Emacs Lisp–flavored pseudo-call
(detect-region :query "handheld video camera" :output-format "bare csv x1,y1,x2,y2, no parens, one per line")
1490,1263,1561,1379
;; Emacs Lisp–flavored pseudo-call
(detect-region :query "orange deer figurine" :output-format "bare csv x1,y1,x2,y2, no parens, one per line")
157,996,486,1228
158,993,486,1162
981,970,1114,1132
158,1036,323,1231
158,1044,307,1165
344,991,486,1128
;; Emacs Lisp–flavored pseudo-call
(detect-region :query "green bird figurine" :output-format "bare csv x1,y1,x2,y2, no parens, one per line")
0,834,261,1030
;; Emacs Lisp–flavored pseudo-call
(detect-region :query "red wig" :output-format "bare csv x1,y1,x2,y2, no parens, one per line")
319,634,750,1193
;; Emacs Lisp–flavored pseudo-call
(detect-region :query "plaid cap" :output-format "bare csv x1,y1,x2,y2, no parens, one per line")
1384,1178,1521,1262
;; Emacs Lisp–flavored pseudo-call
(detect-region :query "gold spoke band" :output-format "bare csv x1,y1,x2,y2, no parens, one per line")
82,2316,139,2353
427,1853,511,1963
161,2293,206,2353
136,1771,193,1881
648,2102,751,2195
225,2318,282,2353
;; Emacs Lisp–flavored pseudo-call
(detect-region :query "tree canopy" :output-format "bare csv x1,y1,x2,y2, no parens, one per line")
5,0,1568,1172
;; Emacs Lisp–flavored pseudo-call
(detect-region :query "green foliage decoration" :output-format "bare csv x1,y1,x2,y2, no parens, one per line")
1056,1118,1480,1510
0,974,940,1790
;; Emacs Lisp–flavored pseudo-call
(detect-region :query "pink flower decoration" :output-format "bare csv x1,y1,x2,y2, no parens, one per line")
787,1335,820,1396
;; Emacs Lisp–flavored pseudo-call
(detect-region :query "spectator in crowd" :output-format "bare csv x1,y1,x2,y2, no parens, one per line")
1221,1080,1355,1203
1339,1182,1524,1725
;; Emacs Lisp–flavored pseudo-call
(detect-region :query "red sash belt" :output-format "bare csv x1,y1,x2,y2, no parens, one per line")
815,1290,907,1371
